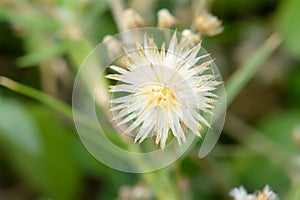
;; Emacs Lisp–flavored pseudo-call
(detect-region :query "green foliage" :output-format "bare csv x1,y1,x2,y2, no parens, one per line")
0,97,42,156
286,68,300,106
257,109,300,153
0,99,81,200
277,0,300,58
256,109,300,198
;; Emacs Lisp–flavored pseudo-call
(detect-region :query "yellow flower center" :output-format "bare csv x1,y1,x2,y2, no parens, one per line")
137,84,179,111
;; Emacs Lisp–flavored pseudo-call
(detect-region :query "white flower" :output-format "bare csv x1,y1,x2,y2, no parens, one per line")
106,32,220,149
229,186,256,200
257,185,279,200
230,186,279,200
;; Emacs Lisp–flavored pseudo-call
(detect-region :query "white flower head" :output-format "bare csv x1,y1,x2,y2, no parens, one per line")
230,185,279,200
257,185,279,200
230,186,256,200
106,32,220,149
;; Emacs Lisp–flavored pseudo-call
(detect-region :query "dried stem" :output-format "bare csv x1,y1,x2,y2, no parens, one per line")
109,0,125,32
225,32,282,105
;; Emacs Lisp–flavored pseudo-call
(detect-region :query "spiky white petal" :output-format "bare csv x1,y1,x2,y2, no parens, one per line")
107,32,220,149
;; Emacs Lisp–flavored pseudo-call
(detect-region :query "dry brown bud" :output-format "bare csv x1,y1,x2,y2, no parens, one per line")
122,8,144,30
157,9,177,28
102,35,123,59
181,29,201,46
195,11,223,36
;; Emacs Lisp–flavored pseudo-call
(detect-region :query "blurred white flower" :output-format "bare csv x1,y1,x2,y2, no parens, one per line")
107,32,219,149
230,186,256,200
257,185,279,200
117,182,152,200
230,185,279,200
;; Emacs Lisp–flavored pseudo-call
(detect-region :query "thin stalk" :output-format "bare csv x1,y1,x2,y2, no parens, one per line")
109,0,125,32
144,170,178,200
286,180,300,200
225,33,281,105
0,76,73,119
224,112,291,168
175,160,182,199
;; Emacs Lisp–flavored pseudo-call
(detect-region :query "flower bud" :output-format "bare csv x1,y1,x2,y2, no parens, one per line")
122,8,144,30
157,9,177,28
195,11,223,36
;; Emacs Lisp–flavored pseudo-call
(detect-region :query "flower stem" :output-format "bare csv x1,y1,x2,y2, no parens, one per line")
0,76,73,119
286,180,300,200
109,0,125,32
144,170,178,200
225,33,281,106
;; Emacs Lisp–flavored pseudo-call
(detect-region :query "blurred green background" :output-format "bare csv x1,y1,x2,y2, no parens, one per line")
0,0,300,199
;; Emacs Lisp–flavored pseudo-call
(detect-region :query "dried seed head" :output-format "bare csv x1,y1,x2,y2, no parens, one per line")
257,185,279,200
181,29,201,47
103,35,123,58
123,8,145,30
157,9,177,28
195,11,223,36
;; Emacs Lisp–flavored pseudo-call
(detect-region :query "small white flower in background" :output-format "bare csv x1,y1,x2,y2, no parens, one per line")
157,8,177,28
123,8,145,30
195,11,223,36
117,182,152,200
230,185,279,200
107,32,220,149
229,186,256,200
257,185,279,200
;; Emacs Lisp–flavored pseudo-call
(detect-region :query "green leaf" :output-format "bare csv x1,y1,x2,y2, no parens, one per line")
230,154,290,196
0,96,42,155
277,0,300,58
0,7,59,31
0,99,82,200
286,180,300,200
17,41,69,67
256,109,300,153
255,109,300,197
28,105,82,200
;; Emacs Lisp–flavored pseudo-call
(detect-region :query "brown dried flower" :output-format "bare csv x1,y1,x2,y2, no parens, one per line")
122,8,145,30
157,8,177,28
195,11,223,36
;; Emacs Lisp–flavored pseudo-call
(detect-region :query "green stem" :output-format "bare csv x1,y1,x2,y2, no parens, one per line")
144,170,178,200
225,33,281,105
0,76,73,119
286,180,300,200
